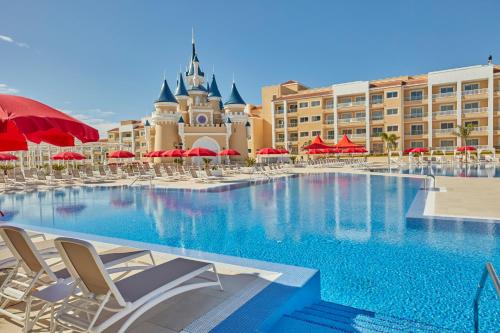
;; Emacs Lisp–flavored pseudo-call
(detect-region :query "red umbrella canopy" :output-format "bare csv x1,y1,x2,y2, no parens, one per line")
335,134,363,149
218,149,241,156
0,94,99,151
108,150,135,158
256,147,280,155
52,152,86,160
276,148,290,154
325,148,342,154
183,147,217,157
409,147,429,154
147,150,167,157
303,135,332,150
457,146,476,152
306,149,327,154
162,149,186,157
0,153,18,161
341,147,368,154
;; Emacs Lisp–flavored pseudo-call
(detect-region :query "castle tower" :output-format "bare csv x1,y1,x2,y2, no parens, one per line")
208,74,223,124
174,71,189,123
224,82,249,157
152,79,180,151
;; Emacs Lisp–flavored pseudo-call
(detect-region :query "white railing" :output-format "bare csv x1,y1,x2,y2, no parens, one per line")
404,95,427,102
404,112,428,119
433,128,455,135
370,98,384,105
276,124,284,128
462,107,488,114
432,91,456,99
407,130,427,136
371,116,384,121
339,133,366,139
337,100,365,108
275,110,284,114
338,117,365,124
324,120,335,125
288,123,297,128
471,126,488,133
288,108,297,113
462,88,488,96
275,138,285,143
433,109,456,117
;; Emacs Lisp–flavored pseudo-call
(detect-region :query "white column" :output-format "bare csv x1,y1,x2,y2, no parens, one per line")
364,91,370,152
271,101,276,147
283,100,288,149
333,90,338,144
456,81,462,147
427,83,433,148
487,71,494,148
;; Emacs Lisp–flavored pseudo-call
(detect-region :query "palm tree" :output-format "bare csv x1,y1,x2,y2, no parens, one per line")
455,124,475,163
380,132,399,154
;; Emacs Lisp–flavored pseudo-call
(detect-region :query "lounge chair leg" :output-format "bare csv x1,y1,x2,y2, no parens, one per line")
23,297,32,333
149,252,156,266
212,264,224,291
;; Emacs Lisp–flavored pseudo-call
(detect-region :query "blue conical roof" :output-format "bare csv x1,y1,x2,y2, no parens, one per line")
206,81,210,93
186,58,204,76
224,82,245,105
156,79,178,104
178,116,185,124
208,74,222,98
175,72,188,97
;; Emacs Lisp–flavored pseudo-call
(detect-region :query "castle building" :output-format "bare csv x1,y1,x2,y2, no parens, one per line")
150,35,250,161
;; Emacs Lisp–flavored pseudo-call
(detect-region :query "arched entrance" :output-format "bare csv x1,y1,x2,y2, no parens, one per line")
191,136,221,164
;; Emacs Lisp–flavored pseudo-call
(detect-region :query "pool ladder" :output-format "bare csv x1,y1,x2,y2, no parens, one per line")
423,174,435,190
473,263,499,333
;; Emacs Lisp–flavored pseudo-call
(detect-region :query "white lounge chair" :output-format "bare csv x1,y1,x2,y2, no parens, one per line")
51,237,223,333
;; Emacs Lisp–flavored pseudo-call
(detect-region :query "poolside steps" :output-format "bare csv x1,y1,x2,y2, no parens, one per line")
270,301,452,333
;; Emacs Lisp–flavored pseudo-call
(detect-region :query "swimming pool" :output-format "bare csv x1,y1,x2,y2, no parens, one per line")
375,163,500,177
1,173,498,331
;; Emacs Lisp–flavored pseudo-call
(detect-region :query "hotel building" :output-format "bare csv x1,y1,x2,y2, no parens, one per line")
259,63,500,155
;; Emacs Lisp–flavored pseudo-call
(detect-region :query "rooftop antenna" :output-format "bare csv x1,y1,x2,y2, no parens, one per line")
192,27,195,44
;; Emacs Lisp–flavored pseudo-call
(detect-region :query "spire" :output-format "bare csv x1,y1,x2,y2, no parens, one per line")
224,82,245,106
208,74,222,99
206,81,210,93
191,27,196,60
174,72,188,97
155,79,178,104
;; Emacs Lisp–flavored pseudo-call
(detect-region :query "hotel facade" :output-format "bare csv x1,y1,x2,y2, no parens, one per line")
258,63,500,155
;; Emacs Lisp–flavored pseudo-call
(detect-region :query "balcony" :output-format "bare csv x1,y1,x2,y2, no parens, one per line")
275,138,285,143
324,119,335,125
339,133,366,139
337,100,366,108
288,123,298,128
434,146,456,152
462,88,488,96
432,91,456,100
288,108,298,113
338,117,365,124
433,109,457,117
407,130,427,137
462,107,488,115
471,126,488,133
275,109,284,114
371,115,384,121
404,112,428,119
276,124,284,129
370,98,384,105
404,95,427,104
433,128,455,136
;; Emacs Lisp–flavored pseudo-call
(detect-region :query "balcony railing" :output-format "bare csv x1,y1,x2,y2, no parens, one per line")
433,128,455,135
471,126,488,133
324,119,335,125
337,100,366,108
370,98,384,105
404,95,427,102
404,112,428,119
463,107,488,114
338,117,365,124
288,123,298,128
432,91,456,99
288,108,297,113
289,137,298,142
433,109,456,117
371,115,384,121
339,133,366,139
275,138,285,143
408,130,427,136
372,132,383,137
434,146,456,152
275,109,284,114
276,124,284,128
462,88,488,96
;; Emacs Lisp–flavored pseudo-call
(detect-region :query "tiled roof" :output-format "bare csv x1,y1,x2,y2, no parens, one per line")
281,80,299,85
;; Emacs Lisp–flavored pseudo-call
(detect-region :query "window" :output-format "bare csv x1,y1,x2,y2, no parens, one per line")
327,130,335,140
312,130,321,136
411,124,423,135
387,125,398,132
386,108,398,115
371,94,383,104
300,131,309,137
289,104,297,112
440,104,454,111
466,138,479,146
355,96,365,102
299,117,309,123
325,100,334,108
464,121,479,127
463,83,480,91
340,113,352,119
440,140,454,147
325,114,335,124
410,107,423,117
372,127,383,136
440,86,454,94
276,120,284,128
276,134,285,142
340,97,351,103
355,112,365,118
411,141,424,148
289,133,298,141
276,105,283,113
355,128,366,134
141,142,147,147
299,102,309,108
140,131,145,136
342,129,352,135
386,91,398,99
372,111,383,120
410,90,423,100
311,115,321,122
464,102,479,109
311,101,320,107
289,119,298,127
440,122,454,129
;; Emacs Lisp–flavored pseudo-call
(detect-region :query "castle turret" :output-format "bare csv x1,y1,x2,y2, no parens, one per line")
208,74,223,123
175,72,189,123
185,32,205,87
152,79,180,151
224,81,249,158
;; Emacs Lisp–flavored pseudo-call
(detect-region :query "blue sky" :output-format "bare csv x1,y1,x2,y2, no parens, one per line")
1,0,499,134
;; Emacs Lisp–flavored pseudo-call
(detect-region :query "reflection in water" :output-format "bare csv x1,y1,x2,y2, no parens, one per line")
387,163,499,177
56,204,86,217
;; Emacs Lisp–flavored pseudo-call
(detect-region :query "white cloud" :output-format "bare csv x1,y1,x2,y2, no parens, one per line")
61,107,119,138
0,83,19,94
0,34,30,48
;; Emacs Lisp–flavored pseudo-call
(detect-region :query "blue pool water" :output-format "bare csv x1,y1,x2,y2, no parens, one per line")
0,173,498,331
377,163,500,177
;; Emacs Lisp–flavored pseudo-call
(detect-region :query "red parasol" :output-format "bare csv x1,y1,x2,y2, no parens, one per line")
218,149,241,156
52,152,86,160
0,94,99,151
183,147,217,157
147,150,167,158
276,148,290,154
0,153,18,161
256,148,280,155
457,146,476,152
303,135,332,150
108,151,135,158
162,149,186,158
334,134,363,149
